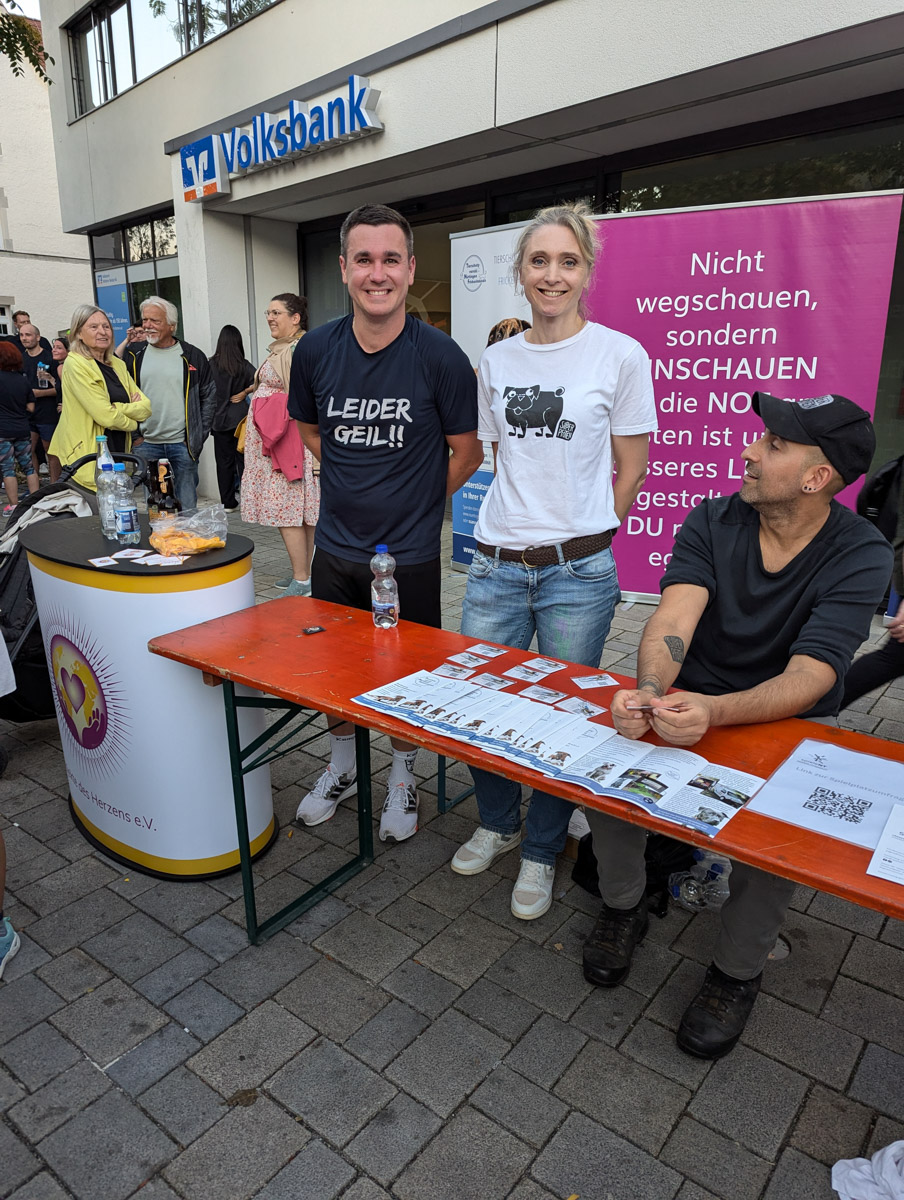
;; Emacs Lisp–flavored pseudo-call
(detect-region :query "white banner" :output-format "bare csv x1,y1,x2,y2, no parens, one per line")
450,224,530,367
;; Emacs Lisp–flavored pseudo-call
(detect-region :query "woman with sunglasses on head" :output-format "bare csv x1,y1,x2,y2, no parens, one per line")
451,202,657,922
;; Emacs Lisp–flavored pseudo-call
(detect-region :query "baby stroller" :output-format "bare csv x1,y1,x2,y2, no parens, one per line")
0,452,148,722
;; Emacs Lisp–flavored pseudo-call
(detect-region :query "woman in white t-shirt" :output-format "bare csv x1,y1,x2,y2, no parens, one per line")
451,202,657,921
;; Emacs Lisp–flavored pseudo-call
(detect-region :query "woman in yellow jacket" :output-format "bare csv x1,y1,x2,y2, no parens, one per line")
50,305,151,491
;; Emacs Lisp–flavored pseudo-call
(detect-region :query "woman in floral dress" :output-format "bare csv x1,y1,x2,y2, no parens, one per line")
241,293,320,595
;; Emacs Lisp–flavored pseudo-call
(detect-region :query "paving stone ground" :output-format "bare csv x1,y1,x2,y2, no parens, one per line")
2,513,904,1199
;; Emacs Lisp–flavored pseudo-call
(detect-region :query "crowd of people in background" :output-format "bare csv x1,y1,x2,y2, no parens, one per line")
0,294,323,591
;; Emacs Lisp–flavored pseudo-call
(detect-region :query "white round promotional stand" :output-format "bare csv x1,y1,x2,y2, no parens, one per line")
20,517,275,878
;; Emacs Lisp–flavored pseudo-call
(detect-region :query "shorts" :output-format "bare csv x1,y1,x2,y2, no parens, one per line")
36,422,58,444
0,438,33,479
311,547,442,629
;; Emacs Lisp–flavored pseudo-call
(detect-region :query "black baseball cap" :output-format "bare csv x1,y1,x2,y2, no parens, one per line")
751,392,876,486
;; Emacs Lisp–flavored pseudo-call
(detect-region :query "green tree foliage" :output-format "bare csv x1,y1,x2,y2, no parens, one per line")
1,0,53,82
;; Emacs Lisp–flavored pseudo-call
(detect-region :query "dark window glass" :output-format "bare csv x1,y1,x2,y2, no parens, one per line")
619,123,904,211
302,228,349,330
492,180,596,226
92,230,125,269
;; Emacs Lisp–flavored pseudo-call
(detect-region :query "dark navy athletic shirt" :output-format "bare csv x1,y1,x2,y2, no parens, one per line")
661,493,893,717
289,315,477,564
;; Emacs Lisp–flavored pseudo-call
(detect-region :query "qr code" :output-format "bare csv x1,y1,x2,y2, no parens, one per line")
803,786,872,825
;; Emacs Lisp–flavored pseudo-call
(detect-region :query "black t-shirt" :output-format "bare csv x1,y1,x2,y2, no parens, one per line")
97,362,131,454
0,372,32,440
210,358,256,432
661,493,893,717
21,349,59,423
289,315,477,564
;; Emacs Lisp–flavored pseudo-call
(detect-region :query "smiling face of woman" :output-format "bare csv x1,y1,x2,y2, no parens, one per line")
52,339,68,363
518,224,590,334
265,300,300,340
80,313,113,359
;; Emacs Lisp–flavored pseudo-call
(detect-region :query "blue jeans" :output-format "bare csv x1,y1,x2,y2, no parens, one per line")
460,545,621,866
134,440,198,513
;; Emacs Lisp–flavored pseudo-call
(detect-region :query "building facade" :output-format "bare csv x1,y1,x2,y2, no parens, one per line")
0,9,92,339
37,0,904,482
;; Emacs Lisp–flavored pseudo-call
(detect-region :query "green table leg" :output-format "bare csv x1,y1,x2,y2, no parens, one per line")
222,686,376,945
437,754,475,813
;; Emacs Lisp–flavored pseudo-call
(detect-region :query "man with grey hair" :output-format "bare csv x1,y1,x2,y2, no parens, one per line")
120,297,216,511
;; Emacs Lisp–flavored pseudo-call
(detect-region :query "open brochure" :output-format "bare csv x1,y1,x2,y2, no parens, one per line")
355,669,763,837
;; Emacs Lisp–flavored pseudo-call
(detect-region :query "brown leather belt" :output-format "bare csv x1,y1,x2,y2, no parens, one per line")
476,530,613,567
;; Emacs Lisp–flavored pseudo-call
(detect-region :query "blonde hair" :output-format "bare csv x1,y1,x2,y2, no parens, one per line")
69,304,114,364
514,201,601,319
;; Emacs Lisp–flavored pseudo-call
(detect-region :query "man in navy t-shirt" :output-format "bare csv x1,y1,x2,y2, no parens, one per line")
290,203,481,843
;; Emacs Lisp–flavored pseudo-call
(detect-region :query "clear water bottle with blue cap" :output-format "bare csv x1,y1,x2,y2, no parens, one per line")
97,463,117,540
112,463,140,545
668,849,732,912
371,544,399,628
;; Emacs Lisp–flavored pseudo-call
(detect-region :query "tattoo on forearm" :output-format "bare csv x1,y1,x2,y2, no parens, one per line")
663,636,685,665
637,676,665,697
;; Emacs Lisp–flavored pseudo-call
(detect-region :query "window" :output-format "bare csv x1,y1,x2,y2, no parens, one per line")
91,211,183,339
69,0,281,115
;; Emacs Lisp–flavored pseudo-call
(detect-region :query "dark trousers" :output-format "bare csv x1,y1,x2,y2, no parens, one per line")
842,636,904,706
212,429,244,508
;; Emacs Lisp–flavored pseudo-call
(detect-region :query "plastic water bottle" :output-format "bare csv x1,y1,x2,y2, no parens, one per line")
97,464,117,541
371,544,399,628
112,463,140,545
37,362,51,388
668,849,732,912
94,435,114,488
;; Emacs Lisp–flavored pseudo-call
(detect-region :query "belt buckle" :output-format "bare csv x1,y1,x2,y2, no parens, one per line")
521,547,537,567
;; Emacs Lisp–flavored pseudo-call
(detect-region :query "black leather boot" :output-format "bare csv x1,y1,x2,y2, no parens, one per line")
582,899,649,987
677,963,762,1059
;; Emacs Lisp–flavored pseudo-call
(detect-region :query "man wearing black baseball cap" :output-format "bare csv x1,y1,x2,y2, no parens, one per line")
582,391,893,1060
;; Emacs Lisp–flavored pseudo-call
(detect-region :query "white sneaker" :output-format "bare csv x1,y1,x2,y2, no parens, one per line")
511,859,555,919
295,764,357,826
379,781,419,842
451,827,521,875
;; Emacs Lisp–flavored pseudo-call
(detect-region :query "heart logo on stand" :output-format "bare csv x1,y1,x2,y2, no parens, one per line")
60,669,86,713
50,635,109,753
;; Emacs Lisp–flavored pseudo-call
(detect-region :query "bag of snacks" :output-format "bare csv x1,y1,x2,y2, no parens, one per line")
149,505,228,557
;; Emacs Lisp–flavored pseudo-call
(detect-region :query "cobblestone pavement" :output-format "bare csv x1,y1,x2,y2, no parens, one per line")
2,513,903,1200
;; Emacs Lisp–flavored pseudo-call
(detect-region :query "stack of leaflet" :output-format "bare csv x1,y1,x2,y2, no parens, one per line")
355,660,763,837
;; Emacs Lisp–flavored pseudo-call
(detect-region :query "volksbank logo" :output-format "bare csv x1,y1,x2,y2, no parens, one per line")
180,75,382,203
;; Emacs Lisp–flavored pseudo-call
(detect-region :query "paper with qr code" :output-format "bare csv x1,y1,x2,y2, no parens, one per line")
747,738,904,849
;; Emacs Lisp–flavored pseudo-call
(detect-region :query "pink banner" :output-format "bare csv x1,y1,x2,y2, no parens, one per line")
587,194,903,596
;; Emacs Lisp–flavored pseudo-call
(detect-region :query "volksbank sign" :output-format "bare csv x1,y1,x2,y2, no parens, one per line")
180,75,381,203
